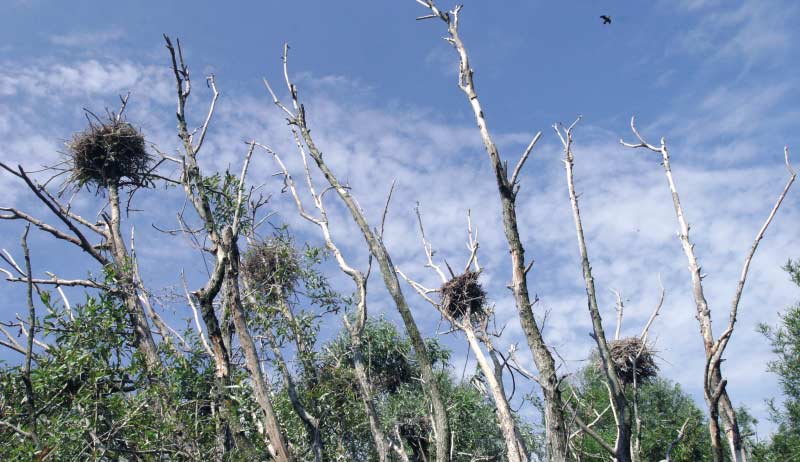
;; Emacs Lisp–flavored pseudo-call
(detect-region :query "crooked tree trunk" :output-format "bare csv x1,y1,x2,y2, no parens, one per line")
223,228,293,462
255,290,325,462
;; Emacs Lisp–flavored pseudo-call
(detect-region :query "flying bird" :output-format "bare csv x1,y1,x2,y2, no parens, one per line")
600,15,612,24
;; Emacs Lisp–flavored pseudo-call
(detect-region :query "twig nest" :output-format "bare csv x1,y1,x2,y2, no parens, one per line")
241,237,301,297
67,118,152,189
439,271,487,321
600,337,658,385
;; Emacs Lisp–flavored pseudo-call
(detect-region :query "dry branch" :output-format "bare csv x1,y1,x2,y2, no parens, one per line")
264,41,452,461
414,2,570,458
621,118,795,462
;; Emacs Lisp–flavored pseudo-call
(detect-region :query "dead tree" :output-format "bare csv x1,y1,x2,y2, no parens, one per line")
264,44,452,461
161,36,239,459
621,118,796,462
266,141,410,462
555,118,632,462
414,2,570,459
398,208,529,462
659,418,692,462
162,36,292,462
558,119,690,462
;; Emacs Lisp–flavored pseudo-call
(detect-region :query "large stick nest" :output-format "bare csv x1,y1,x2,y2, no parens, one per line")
439,271,487,321
599,337,658,385
241,238,301,297
66,118,153,190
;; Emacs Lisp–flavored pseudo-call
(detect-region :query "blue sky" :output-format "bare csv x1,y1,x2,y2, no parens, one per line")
2,0,800,438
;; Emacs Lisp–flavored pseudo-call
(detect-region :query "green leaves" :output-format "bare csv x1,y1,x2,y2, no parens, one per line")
752,261,800,460
274,319,526,461
201,170,252,232
569,366,711,462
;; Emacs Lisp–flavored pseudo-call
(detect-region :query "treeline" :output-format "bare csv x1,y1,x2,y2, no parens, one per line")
1,1,798,461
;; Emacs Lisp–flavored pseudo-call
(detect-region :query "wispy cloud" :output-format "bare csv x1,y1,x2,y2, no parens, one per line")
50,29,125,47
0,58,171,108
673,1,796,65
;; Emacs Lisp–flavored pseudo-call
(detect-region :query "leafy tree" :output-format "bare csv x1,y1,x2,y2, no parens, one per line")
274,318,538,461
1,294,202,460
752,260,800,460
568,366,711,462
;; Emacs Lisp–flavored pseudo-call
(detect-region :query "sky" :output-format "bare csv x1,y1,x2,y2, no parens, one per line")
2,0,800,439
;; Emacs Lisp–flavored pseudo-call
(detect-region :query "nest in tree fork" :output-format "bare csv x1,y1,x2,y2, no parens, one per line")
66,118,152,189
439,271,487,321
240,238,301,296
600,337,658,385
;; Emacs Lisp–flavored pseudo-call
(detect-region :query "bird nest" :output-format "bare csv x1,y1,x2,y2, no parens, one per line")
439,271,487,321
240,238,301,297
66,117,153,190
599,337,658,385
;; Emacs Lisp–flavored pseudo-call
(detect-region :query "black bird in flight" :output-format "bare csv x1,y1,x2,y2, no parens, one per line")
600,15,612,24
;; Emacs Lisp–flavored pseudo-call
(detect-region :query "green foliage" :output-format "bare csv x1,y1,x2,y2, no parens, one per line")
26,231,800,461
0,293,269,461
273,318,532,461
784,259,800,287
1,295,176,459
752,260,800,460
568,366,711,462
200,170,251,232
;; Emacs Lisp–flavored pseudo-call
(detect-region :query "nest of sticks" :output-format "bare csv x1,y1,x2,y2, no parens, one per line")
600,337,658,385
439,271,487,321
240,237,301,297
66,116,153,190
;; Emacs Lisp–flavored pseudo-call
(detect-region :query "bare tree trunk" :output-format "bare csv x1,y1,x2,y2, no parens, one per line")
622,123,795,462
297,128,451,462
399,208,528,462
249,286,325,462
107,185,162,371
556,120,631,462
196,290,238,458
464,326,526,462
264,53,452,460
660,418,692,462
352,341,391,462
106,185,200,458
708,397,726,462
263,327,324,462
163,35,270,458
414,4,569,459
621,129,741,462
223,228,293,462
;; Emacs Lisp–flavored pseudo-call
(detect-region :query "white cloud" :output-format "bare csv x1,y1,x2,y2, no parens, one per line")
0,59,172,106
425,46,459,78
50,29,126,47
